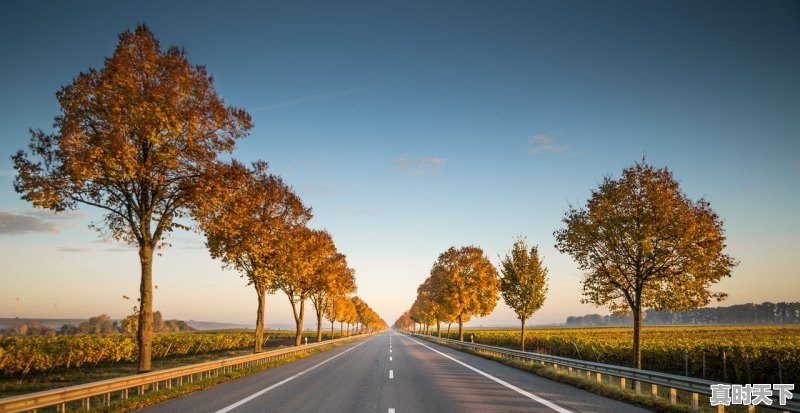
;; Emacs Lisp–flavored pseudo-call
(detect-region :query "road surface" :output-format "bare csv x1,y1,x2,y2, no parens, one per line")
141,331,651,413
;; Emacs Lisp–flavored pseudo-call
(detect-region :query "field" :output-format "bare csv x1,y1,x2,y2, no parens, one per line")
441,325,800,386
0,329,345,376
0,329,350,398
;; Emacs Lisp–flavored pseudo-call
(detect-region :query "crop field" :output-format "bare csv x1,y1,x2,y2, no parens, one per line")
0,329,343,376
441,325,800,386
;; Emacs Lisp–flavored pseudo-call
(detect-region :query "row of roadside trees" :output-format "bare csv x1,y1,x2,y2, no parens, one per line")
395,240,549,352
11,25,385,373
395,160,737,368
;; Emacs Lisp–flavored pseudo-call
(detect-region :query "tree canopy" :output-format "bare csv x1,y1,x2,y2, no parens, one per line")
499,238,549,351
554,160,737,367
12,25,251,372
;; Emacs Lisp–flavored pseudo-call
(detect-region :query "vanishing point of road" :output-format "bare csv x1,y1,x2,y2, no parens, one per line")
141,331,651,413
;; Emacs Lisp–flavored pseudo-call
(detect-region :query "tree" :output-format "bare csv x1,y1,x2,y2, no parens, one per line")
432,246,500,341
499,238,549,351
310,252,356,342
554,160,737,368
324,294,349,339
11,25,251,373
393,310,414,331
272,227,334,346
193,161,310,352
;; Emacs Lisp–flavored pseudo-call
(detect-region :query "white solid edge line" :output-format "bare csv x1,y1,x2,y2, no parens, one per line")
401,335,572,413
214,337,375,413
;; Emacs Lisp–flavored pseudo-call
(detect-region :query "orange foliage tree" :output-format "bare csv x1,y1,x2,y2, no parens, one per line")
193,160,310,352
432,246,500,341
310,251,357,341
554,160,737,368
11,25,251,372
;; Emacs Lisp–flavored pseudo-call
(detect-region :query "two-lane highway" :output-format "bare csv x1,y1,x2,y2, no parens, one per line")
141,331,652,413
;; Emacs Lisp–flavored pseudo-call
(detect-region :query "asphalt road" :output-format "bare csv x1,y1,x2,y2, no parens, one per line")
141,331,651,413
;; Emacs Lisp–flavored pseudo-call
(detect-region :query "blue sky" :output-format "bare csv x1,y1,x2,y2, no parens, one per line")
1,1,798,327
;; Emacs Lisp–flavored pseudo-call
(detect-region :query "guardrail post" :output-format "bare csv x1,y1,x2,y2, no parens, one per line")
82,397,90,410
596,372,602,383
619,377,626,390
123,388,128,400
635,381,641,394
105,391,111,406
651,383,658,397
717,404,725,413
691,392,698,412
747,405,755,413
669,387,676,405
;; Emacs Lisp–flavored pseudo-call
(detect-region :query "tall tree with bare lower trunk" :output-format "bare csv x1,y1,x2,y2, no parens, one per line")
433,246,500,341
310,252,356,342
272,228,334,346
11,25,251,373
193,160,310,353
324,294,350,339
499,238,549,352
554,160,737,369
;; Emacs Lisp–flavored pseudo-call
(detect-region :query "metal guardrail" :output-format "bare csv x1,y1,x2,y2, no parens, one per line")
411,333,799,413
0,333,373,413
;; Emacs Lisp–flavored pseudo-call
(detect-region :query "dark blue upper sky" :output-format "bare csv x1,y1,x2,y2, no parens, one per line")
1,1,798,324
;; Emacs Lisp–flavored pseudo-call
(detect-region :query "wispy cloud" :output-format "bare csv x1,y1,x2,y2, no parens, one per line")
298,183,352,196
251,85,379,113
0,210,60,235
104,247,136,253
57,247,88,253
527,134,568,155
393,157,447,175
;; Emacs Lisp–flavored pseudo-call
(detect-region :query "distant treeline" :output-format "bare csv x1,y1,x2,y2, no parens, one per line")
566,302,800,326
0,312,194,336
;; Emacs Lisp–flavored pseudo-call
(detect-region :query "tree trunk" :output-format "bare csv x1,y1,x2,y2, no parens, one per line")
316,308,323,342
254,287,266,353
294,299,305,346
137,244,154,373
340,321,344,337
632,300,643,369
436,318,441,337
520,318,526,352
447,322,451,339
331,319,335,339
458,314,464,341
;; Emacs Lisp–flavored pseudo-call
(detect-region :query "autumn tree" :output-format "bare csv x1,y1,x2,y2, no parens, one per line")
193,161,310,352
432,246,500,341
499,238,549,351
341,298,357,336
350,296,367,333
554,160,737,368
393,310,414,331
410,296,432,334
11,25,251,372
272,227,334,346
310,251,357,342
325,294,349,339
